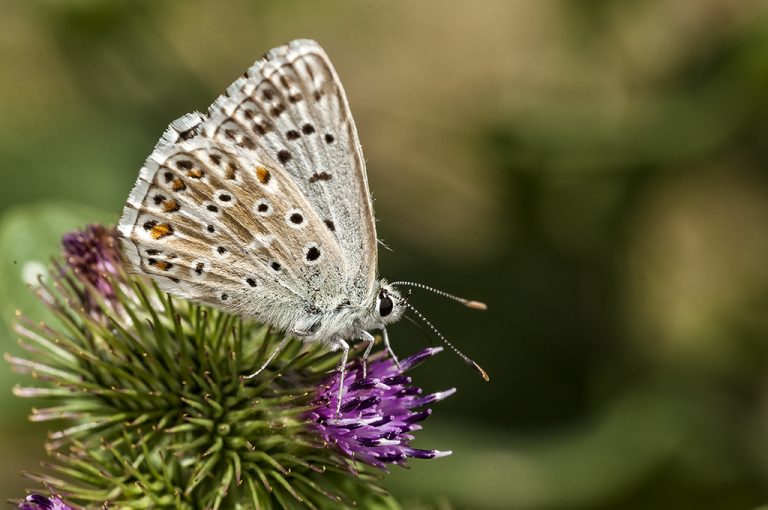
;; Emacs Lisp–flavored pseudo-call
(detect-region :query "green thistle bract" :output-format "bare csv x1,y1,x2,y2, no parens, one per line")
7,228,401,509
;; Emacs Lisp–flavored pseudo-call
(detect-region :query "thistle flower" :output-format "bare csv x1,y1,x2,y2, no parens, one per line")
61,225,121,298
60,225,124,315
7,226,453,509
18,494,72,510
310,348,454,469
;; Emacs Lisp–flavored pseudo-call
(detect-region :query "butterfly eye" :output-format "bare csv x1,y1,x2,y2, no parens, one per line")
378,295,394,317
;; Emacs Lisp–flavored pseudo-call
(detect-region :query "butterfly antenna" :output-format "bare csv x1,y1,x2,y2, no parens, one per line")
403,313,436,346
391,281,487,310
403,301,490,382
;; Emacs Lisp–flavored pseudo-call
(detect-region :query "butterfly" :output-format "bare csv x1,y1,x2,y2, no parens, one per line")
118,39,487,414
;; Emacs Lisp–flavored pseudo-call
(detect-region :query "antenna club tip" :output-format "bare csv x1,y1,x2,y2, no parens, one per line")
467,360,490,382
465,300,488,311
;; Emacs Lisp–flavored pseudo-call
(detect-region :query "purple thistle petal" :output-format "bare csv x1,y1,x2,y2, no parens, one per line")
61,225,123,313
382,374,410,386
349,378,381,391
376,452,406,463
404,409,432,424
307,347,453,468
19,494,73,510
340,396,362,413
395,387,422,397
369,415,393,427
405,447,452,459
413,388,457,406
398,347,443,371
357,395,379,410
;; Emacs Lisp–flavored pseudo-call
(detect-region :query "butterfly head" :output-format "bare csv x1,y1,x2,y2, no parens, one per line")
374,282,405,325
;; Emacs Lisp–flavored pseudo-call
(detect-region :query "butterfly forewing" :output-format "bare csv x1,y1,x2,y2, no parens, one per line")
201,39,378,303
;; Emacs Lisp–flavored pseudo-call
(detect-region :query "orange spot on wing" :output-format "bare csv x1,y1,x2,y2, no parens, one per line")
172,179,186,192
154,260,172,271
256,166,271,185
150,223,174,239
187,169,204,178
162,199,180,213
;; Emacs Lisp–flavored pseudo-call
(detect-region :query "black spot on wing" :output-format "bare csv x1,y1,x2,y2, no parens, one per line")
277,150,292,164
309,172,332,183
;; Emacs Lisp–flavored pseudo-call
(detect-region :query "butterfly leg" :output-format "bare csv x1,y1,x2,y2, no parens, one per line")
244,336,290,379
358,330,376,379
381,327,401,370
333,338,350,416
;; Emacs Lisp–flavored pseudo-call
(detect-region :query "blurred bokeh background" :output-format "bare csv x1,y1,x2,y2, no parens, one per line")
3,1,768,508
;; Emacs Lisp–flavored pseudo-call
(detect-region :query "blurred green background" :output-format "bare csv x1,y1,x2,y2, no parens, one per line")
3,1,768,508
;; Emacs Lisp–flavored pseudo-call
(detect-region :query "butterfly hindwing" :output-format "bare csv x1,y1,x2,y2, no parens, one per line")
119,134,346,332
